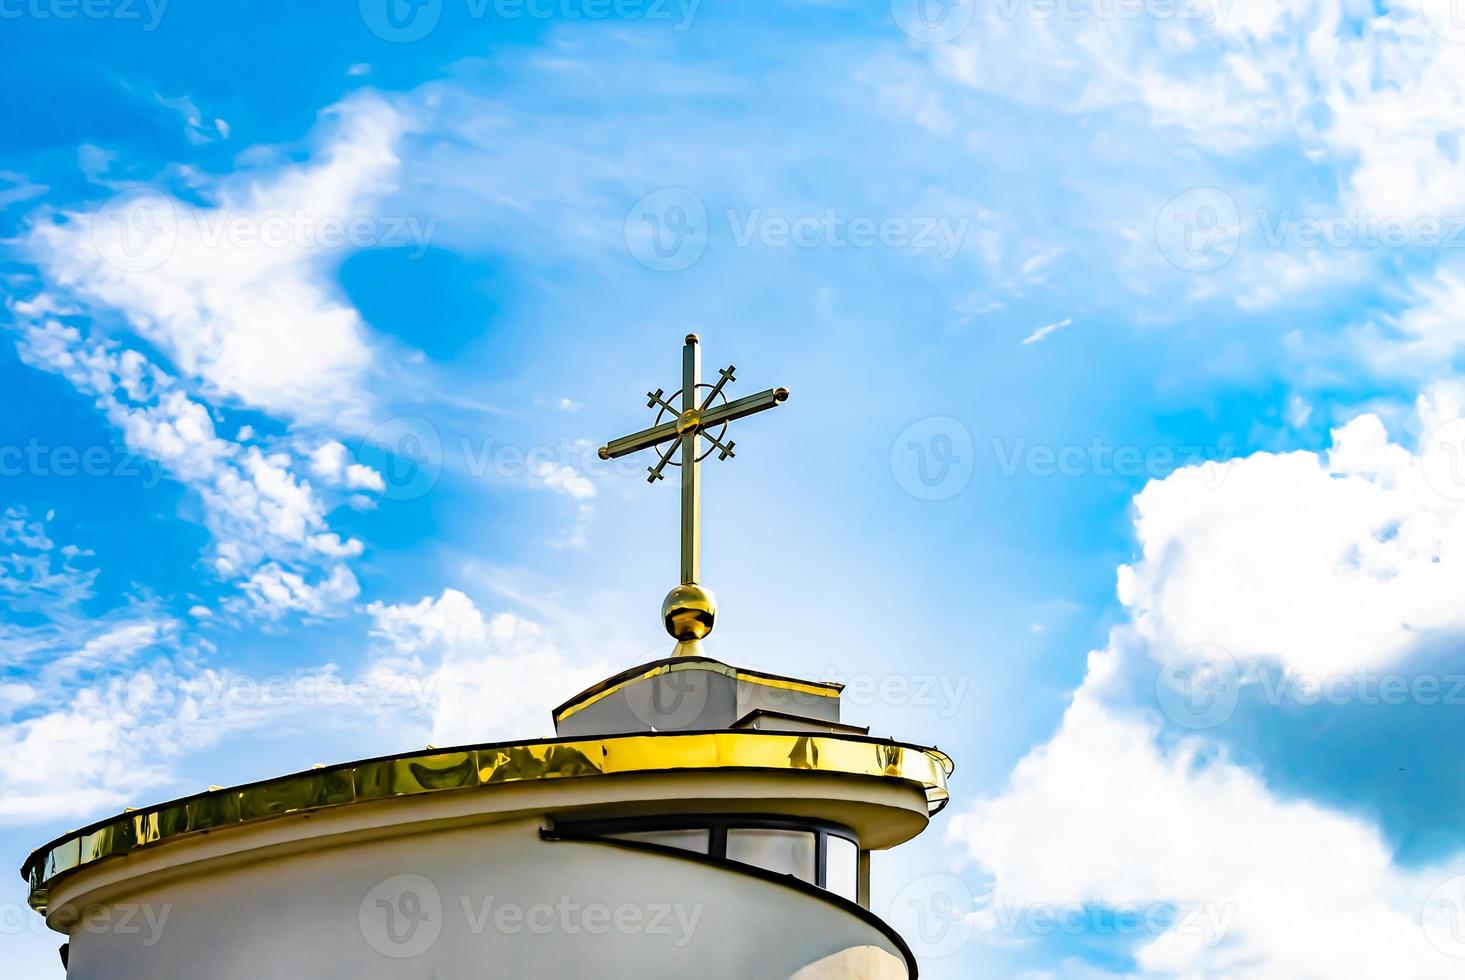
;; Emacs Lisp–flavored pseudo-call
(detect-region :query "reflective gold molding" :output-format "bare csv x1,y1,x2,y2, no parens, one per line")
21,731,953,913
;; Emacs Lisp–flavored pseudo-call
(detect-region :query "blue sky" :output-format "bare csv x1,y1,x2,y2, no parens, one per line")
7,0,1465,975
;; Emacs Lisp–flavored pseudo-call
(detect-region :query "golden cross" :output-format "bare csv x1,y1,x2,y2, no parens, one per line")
598,334,788,651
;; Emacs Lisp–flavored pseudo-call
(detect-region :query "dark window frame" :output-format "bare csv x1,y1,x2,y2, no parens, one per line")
552,813,858,891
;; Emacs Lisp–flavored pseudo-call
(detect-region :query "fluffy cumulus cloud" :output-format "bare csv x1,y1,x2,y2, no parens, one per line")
11,313,365,617
926,0,1465,214
895,1,1465,326
952,683,1464,977
21,94,405,425
368,588,608,744
949,397,1465,976
0,512,302,822
309,440,385,491
3,93,413,619
1120,403,1465,675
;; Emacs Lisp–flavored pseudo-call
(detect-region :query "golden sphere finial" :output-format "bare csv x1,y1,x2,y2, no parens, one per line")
662,583,717,642
685,333,699,345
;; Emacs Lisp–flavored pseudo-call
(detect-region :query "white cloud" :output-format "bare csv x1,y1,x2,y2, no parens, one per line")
1021,317,1071,346
530,458,596,500
14,316,363,617
1345,265,1465,380
23,93,406,425
1119,406,1465,675
368,589,608,744
951,681,1464,977
0,517,328,823
309,439,384,491
0,507,97,618
923,2,1465,222
951,397,1465,976
243,563,360,619
156,93,230,145
0,171,46,211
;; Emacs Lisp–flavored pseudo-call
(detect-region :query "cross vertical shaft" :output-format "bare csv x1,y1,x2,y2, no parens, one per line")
681,335,701,585
597,334,789,650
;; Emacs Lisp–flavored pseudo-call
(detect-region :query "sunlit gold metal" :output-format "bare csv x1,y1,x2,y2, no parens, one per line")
661,583,718,641
597,336,789,649
21,731,952,912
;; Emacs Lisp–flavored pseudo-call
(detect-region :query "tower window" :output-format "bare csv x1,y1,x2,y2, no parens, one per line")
604,828,711,853
725,828,817,884
824,833,859,902
555,816,863,904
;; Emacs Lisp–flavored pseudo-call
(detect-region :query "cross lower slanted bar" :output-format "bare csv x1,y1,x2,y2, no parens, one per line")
598,334,789,587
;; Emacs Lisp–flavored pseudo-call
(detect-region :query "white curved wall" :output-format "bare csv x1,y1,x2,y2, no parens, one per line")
60,816,909,980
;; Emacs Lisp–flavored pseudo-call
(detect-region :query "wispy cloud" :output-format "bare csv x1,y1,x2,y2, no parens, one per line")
1021,317,1071,346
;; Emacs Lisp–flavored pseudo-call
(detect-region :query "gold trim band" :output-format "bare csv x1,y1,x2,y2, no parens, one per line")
22,731,952,913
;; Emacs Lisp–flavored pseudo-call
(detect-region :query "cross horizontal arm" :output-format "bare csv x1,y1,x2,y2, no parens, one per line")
697,387,789,430
599,419,679,460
